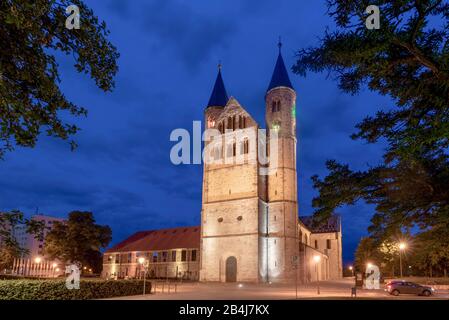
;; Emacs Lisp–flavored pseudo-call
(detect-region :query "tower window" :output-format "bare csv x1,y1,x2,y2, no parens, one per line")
232,142,237,156
242,139,249,154
315,240,318,249
327,239,331,249
227,117,233,130
272,100,281,112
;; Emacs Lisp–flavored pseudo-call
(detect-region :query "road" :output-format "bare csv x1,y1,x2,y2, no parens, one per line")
110,278,449,300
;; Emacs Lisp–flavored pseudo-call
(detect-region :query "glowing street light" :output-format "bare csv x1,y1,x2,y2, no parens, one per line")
34,257,42,278
52,263,57,268
313,255,321,295
138,257,148,295
398,242,407,278
367,262,373,269
348,265,354,276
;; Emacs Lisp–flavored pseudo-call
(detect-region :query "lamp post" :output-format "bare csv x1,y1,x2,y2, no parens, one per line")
349,265,354,277
34,257,42,278
138,257,148,295
52,263,57,278
399,242,407,278
313,255,321,295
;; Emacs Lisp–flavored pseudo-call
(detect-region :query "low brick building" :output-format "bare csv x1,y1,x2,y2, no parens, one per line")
102,226,200,280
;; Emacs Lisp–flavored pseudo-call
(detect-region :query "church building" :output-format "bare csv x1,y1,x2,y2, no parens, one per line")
102,43,343,283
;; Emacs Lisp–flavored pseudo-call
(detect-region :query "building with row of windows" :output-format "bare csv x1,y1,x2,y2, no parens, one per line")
101,226,200,280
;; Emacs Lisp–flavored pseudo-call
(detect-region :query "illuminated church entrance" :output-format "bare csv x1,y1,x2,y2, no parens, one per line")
225,256,237,282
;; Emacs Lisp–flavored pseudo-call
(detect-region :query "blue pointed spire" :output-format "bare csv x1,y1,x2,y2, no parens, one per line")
207,63,228,108
267,39,293,92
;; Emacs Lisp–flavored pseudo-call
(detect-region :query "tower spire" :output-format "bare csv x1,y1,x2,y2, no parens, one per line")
267,39,293,92
207,62,228,108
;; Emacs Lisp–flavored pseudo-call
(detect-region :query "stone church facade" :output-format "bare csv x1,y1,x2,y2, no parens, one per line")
102,43,342,283
199,43,342,283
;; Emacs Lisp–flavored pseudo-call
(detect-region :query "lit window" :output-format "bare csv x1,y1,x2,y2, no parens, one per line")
191,250,197,262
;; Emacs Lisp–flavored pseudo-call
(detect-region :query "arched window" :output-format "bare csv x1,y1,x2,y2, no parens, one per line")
227,117,233,130
271,100,281,112
243,139,249,154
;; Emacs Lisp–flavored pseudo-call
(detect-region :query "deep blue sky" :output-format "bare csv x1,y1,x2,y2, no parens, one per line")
0,0,393,263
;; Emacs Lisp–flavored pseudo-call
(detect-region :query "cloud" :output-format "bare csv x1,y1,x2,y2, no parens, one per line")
140,1,236,68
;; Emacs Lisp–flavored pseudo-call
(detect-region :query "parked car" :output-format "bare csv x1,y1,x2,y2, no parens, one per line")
385,281,435,296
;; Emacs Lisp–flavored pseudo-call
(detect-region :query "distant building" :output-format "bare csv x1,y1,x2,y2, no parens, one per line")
10,215,65,259
102,226,200,280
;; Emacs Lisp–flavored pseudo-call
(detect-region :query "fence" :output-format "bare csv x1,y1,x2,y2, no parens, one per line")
10,258,63,278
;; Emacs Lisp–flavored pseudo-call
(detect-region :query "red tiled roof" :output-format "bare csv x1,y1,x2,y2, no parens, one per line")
106,226,200,253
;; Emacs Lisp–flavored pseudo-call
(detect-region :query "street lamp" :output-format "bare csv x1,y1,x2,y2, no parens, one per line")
398,242,407,278
348,265,354,276
313,255,321,295
34,257,42,278
52,263,58,278
138,257,148,295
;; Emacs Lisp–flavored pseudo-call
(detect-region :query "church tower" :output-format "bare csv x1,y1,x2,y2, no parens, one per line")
265,41,298,282
200,65,262,283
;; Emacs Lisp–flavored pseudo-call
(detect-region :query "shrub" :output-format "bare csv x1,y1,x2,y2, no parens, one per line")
0,279,151,300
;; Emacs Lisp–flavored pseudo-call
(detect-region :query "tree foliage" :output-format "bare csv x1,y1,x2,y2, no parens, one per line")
0,0,119,159
294,1,449,245
44,211,111,273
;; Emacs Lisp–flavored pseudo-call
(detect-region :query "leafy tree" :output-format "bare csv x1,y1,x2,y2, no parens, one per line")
44,211,111,273
294,1,449,242
0,210,45,270
0,0,119,159
412,224,449,276
354,237,379,272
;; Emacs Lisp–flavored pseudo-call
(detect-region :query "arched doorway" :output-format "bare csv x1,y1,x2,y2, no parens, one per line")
225,256,237,282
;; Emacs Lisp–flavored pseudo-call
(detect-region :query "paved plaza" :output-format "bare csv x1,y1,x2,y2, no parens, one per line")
110,278,449,300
